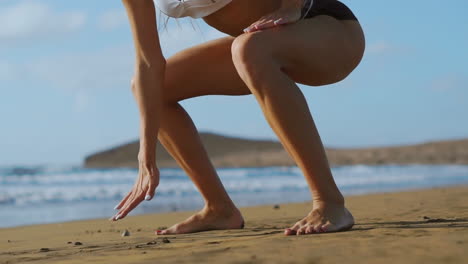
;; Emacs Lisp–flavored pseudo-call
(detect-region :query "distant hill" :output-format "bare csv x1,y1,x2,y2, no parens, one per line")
83,132,468,168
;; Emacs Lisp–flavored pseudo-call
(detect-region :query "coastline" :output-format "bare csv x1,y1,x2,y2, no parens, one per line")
2,186,468,263
83,133,468,168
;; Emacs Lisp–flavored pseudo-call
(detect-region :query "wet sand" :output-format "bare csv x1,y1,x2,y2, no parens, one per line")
1,186,467,264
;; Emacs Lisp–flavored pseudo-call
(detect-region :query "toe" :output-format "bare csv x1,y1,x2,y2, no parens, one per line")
159,228,173,235
285,222,301,236
313,224,324,233
305,226,315,234
284,228,296,236
296,227,307,236
320,223,335,233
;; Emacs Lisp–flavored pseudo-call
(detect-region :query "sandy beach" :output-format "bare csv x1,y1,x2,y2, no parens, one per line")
1,186,467,264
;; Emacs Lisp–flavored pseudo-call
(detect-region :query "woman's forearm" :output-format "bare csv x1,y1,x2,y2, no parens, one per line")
122,0,166,160
132,62,165,159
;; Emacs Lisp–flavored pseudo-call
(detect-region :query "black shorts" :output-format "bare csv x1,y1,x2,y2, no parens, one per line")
302,0,358,21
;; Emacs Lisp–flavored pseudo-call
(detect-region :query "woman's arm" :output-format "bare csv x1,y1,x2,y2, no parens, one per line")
243,0,305,33
112,0,166,221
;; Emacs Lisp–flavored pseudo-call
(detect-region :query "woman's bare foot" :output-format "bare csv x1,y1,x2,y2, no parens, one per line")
156,205,244,235
284,202,354,235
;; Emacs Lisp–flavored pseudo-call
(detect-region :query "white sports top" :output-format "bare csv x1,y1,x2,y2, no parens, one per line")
154,0,232,18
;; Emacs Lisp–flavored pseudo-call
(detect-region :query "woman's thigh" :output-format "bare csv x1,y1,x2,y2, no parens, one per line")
231,16,365,86
164,16,365,103
164,36,251,104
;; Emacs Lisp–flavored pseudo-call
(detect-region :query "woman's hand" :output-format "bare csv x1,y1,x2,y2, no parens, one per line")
243,0,305,33
111,153,160,221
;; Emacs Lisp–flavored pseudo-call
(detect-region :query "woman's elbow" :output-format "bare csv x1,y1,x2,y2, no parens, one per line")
137,57,166,74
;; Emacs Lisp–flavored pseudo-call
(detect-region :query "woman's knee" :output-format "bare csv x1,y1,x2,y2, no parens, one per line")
231,33,277,78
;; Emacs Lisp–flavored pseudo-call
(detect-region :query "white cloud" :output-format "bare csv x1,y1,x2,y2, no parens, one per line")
0,1,86,42
97,9,127,31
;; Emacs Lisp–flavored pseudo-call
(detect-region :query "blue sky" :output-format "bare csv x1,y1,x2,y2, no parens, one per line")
0,0,467,166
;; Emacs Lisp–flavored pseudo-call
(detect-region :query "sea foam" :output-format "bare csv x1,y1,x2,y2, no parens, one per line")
1,165,467,227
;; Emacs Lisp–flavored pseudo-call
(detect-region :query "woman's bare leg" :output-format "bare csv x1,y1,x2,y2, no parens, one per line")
231,17,365,235
156,37,250,234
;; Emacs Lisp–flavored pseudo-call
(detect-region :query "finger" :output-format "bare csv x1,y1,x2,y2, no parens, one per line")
117,197,142,219
114,191,132,210
111,191,136,220
145,180,157,201
116,193,145,219
273,17,289,26
274,14,298,26
253,16,270,27
254,20,277,31
244,16,270,33
246,15,293,33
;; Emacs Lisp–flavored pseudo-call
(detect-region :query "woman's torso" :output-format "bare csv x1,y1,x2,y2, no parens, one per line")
155,0,359,37
205,0,359,37
203,0,284,36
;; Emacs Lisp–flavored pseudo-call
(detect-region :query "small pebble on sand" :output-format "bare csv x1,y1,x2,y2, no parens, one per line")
74,242,83,246
122,229,131,237
39,248,50,252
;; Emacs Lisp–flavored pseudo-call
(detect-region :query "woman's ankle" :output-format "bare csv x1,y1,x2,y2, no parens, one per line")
312,193,345,209
204,200,238,215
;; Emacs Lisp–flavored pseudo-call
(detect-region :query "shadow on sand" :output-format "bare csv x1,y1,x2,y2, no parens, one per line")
352,217,468,231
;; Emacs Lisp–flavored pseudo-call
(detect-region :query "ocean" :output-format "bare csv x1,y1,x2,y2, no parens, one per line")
1,165,468,228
